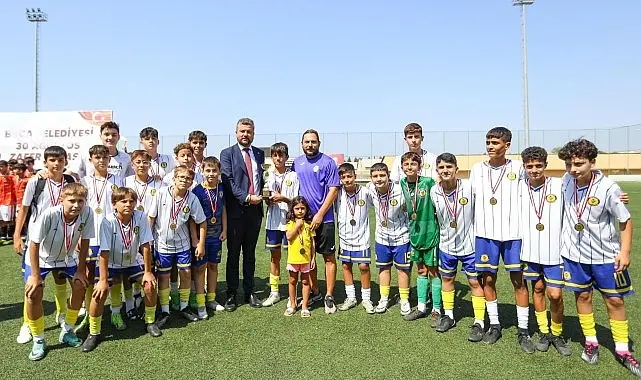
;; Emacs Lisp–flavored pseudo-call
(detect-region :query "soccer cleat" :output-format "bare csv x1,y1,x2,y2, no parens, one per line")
28,338,47,361
550,335,571,356
483,324,502,344
207,301,226,312
399,301,411,316
375,299,389,314
146,323,162,337
430,310,442,328
300,309,311,318
468,323,485,342
403,308,426,321
535,332,551,352
56,313,66,328
134,294,144,310
170,291,180,311
361,300,375,314
188,292,198,309
310,291,323,305
125,308,140,321
324,296,337,314
156,312,171,328
338,298,358,311
616,352,641,377
74,315,89,334
179,307,199,322
517,329,536,354
283,307,295,317
59,330,82,347
261,293,280,307
581,343,599,365
197,307,209,320
17,324,32,344
111,313,127,331
81,334,101,353
436,315,456,333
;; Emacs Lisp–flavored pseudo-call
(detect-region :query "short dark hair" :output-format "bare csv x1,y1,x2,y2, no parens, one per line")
111,187,137,205
7,159,18,166
338,163,355,176
270,142,289,158
301,129,320,142
237,118,255,129
44,146,68,161
100,121,120,133
24,157,35,164
286,196,313,223
139,126,159,139
486,126,512,142
558,139,598,161
370,162,389,174
202,156,221,170
436,152,457,166
15,163,27,171
174,143,193,156
521,146,548,164
401,151,422,165
0,160,7,166
403,123,423,137
89,144,110,157
188,130,207,142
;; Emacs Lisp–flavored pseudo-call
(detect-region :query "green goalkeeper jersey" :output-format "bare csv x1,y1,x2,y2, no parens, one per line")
400,176,439,251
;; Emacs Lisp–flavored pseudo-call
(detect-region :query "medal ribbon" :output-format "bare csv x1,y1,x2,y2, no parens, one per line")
118,218,133,250
346,186,360,219
440,179,459,221
574,172,596,222
62,215,77,252
150,155,160,177
528,177,548,222
402,177,420,215
488,160,510,195
274,171,288,193
378,183,391,224
170,189,189,227
205,185,219,217
93,174,110,207
134,178,151,205
47,178,66,206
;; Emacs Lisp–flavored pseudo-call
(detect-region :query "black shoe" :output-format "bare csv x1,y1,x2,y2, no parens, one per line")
156,312,170,328
310,291,323,305
146,323,162,337
436,315,456,333
483,324,502,344
224,295,237,312
535,332,551,352
616,352,641,377
180,307,199,322
247,294,262,309
403,309,427,322
81,334,100,353
517,329,536,354
468,323,485,342
125,308,140,321
550,334,572,356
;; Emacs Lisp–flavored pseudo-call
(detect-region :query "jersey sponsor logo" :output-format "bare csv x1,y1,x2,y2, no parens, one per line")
358,199,365,207
418,189,427,197
183,206,190,213
161,162,168,168
587,197,600,206
507,172,517,181
134,226,140,234
459,197,468,205
546,194,557,203
390,199,398,206
563,271,571,281
481,254,489,262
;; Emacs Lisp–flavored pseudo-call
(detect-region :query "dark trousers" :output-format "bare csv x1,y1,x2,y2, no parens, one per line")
226,206,262,297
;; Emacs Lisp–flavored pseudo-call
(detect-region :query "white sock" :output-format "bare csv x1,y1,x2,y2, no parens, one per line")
615,341,629,353
111,306,121,314
475,319,485,329
486,299,500,325
380,296,388,303
432,306,439,313
418,302,426,312
516,305,529,330
585,336,598,344
170,282,178,293
361,288,371,301
345,284,356,300
125,299,135,312
180,301,188,310
445,309,454,319
161,305,169,313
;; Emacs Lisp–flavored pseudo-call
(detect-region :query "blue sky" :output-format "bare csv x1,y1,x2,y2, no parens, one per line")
1,1,639,156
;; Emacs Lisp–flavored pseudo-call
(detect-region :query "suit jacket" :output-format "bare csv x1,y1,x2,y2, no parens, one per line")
220,144,265,219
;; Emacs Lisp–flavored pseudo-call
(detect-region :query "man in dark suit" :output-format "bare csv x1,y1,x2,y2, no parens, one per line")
220,118,264,311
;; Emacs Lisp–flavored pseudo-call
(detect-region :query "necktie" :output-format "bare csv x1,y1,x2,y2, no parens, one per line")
243,147,255,195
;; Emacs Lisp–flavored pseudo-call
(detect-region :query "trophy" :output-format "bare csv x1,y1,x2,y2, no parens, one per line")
261,163,272,198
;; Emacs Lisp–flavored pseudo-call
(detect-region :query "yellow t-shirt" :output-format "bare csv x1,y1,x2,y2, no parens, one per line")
286,220,315,264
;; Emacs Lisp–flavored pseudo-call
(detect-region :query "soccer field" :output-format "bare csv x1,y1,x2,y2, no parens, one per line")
1,184,640,379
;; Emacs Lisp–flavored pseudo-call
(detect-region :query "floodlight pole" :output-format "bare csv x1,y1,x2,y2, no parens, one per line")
513,0,534,147
26,8,48,112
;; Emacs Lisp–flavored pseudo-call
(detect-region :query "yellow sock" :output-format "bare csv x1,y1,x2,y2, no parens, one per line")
111,282,123,309
380,285,390,298
124,287,133,301
399,287,409,301
551,320,563,336
611,319,629,344
89,315,102,335
27,316,45,338
54,282,67,316
179,288,190,303
23,297,28,325
145,307,156,324
196,294,206,308
65,308,80,327
442,290,455,311
159,288,170,306
579,313,597,339
85,284,94,312
206,292,216,303
269,273,279,292
535,310,550,334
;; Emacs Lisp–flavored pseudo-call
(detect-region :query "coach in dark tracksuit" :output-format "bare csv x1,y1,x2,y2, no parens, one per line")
220,118,264,311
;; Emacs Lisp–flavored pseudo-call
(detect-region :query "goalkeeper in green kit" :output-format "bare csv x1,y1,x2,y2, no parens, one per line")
400,151,442,327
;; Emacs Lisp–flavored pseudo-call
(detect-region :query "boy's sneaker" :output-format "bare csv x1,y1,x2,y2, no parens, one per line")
59,329,82,347
126,308,140,321
399,301,411,316
78,306,87,318
616,352,641,377
146,323,162,337
430,310,442,328
156,312,171,328
170,291,180,311
550,334,572,356
361,300,375,314
535,332,551,352
324,296,337,314
468,323,485,342
262,293,280,307
111,313,127,330
436,315,456,333
17,324,32,344
581,343,599,365
483,324,502,344
517,329,536,354
197,307,209,320
375,299,389,314
338,298,358,311
207,301,225,312
403,309,427,321
180,307,199,322
81,334,101,353
310,291,323,305
28,338,47,361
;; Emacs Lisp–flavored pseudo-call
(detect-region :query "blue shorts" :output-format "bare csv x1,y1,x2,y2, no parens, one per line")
522,262,564,288
192,240,223,266
562,257,634,297
23,265,77,283
94,265,145,285
155,250,191,273
439,250,478,279
88,245,100,262
375,242,411,270
475,237,522,273
265,229,288,251
338,248,371,264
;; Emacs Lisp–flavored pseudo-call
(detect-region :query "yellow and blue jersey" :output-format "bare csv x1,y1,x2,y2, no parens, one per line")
192,182,225,243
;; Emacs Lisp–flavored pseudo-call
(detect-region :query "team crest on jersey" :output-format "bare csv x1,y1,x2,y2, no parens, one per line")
546,194,557,203
418,189,427,197
286,180,292,186
161,162,167,168
507,172,517,180
390,199,398,206
481,254,489,263
358,199,365,207
423,163,431,169
313,165,319,173
134,226,140,234
78,223,84,232
111,184,118,191
219,191,223,197
588,197,600,206
183,206,190,213
151,189,157,196
459,197,468,205
563,271,571,281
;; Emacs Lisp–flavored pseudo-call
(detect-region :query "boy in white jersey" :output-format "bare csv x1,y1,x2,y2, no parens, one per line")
469,126,532,348
81,187,161,352
518,147,571,356
163,143,204,189
140,126,175,180
557,139,639,376
78,145,124,331
70,121,133,179
367,163,412,316
13,146,76,344
262,143,300,307
336,163,373,313
430,153,486,342
149,165,207,325
188,130,208,175
24,183,94,360
390,123,438,182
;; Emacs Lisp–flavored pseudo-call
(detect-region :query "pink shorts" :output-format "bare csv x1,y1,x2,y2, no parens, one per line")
287,263,311,273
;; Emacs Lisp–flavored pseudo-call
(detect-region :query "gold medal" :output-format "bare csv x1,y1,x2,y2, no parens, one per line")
210,216,217,224
300,248,306,255
95,207,103,214
489,197,498,205
170,223,177,230
136,205,144,211
574,222,584,232
536,223,545,231
449,221,457,229
381,220,388,227
411,212,417,221
349,219,356,226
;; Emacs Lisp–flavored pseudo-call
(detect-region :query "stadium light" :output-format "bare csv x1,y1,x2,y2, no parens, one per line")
26,7,48,112
513,0,534,147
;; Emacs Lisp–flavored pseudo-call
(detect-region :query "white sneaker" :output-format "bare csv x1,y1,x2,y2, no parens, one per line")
400,300,411,316
324,296,337,314
78,306,86,318
338,298,358,311
262,293,280,307
361,299,375,314
207,301,225,312
375,299,389,314
17,324,32,344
